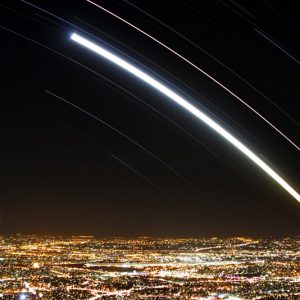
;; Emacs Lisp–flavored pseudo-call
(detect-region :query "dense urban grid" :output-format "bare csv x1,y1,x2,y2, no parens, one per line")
0,236,299,299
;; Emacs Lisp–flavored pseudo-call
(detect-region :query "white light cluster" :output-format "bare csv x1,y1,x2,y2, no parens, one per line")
70,33,300,203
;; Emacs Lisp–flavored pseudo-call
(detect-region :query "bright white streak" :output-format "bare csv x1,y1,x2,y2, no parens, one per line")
71,33,300,203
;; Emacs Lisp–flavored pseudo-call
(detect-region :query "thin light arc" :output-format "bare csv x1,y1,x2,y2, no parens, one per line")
86,0,300,151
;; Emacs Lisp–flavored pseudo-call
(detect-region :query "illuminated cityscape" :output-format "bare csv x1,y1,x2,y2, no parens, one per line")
0,236,299,299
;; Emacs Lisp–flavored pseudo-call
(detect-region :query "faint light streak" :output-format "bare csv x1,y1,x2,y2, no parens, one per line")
111,154,161,191
86,0,300,151
46,90,194,187
255,28,300,65
70,33,300,203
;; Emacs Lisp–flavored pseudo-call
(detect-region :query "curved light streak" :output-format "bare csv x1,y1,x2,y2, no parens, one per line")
70,33,300,203
86,0,300,151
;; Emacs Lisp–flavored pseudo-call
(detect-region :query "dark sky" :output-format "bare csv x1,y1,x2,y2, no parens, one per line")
1,0,300,236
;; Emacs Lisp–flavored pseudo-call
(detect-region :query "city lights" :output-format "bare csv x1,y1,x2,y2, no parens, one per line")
0,236,299,298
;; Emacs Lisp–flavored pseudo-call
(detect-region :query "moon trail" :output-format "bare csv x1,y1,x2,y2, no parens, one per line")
70,32,300,203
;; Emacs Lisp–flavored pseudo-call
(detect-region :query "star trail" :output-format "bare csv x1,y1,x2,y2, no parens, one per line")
1,0,300,236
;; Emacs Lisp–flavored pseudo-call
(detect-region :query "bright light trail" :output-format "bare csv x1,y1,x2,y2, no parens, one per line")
70,33,300,203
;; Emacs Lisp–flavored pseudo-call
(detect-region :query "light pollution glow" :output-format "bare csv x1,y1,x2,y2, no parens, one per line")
70,32,300,203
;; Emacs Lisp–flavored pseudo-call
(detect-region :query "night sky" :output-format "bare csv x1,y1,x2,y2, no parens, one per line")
1,0,300,236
